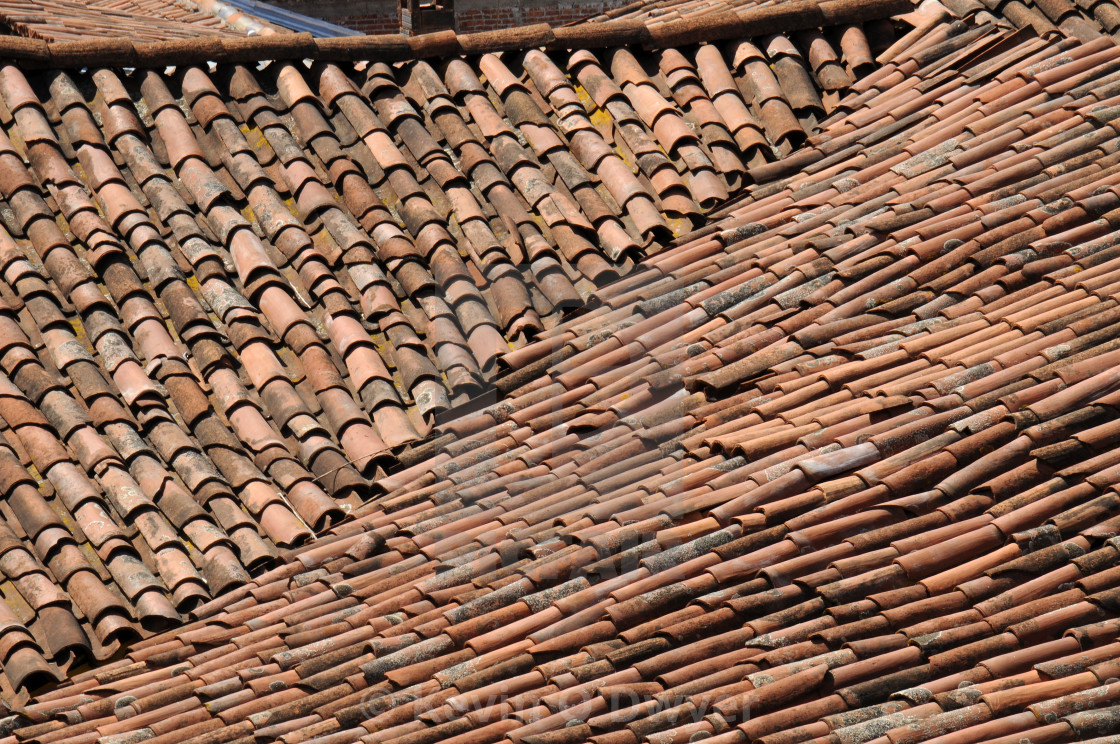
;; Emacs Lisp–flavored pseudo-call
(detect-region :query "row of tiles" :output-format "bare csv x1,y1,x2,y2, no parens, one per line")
586,0,1120,47
8,10,1120,744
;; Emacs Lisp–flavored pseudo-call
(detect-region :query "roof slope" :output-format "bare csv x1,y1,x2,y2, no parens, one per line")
0,0,906,696
0,0,283,40
582,0,1120,42
6,2,1120,743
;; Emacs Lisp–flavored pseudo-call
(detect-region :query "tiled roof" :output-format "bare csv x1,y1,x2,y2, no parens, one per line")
582,0,1120,42
3,1,1120,744
0,0,280,41
0,0,907,697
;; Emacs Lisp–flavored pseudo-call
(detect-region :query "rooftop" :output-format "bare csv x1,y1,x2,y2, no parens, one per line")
0,2,1117,744
0,0,363,42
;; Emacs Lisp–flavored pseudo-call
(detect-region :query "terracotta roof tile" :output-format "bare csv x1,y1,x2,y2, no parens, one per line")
1,4,1120,744
0,0,280,41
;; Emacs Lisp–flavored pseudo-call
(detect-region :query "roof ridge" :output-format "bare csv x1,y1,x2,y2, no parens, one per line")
0,0,911,69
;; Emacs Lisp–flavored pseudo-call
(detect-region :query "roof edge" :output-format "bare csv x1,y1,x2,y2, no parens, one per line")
0,0,912,69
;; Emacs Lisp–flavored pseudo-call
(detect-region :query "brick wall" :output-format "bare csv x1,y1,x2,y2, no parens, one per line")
267,0,631,35
265,0,401,34
454,1,617,31
335,11,402,34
